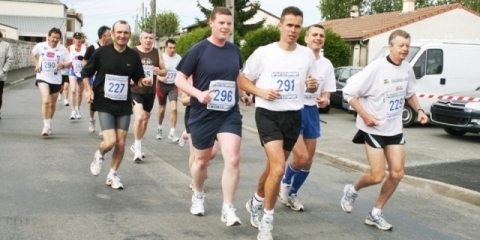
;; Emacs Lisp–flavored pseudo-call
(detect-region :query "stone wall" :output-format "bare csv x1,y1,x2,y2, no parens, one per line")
3,38,36,70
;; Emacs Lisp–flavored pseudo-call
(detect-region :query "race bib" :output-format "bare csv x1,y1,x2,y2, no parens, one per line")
143,65,154,79
42,59,57,73
73,60,83,73
272,72,300,100
104,74,128,101
386,91,405,120
207,80,236,111
165,70,177,84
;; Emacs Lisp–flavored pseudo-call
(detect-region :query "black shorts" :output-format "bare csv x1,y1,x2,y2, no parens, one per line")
35,80,61,94
62,75,69,84
156,82,178,105
255,107,301,152
132,93,155,113
189,110,242,150
352,130,405,149
184,106,191,133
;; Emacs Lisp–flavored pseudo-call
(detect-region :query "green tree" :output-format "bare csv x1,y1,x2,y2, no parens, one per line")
436,0,480,12
363,0,433,14
196,0,265,38
139,11,180,37
318,0,364,20
322,28,352,67
129,34,139,47
176,27,241,56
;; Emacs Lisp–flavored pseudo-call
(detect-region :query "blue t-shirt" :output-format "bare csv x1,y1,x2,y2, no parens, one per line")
177,39,242,124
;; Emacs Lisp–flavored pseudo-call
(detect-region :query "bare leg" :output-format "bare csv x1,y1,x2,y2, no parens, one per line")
375,145,405,209
217,133,241,203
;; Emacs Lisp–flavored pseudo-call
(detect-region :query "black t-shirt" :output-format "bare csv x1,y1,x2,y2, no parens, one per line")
81,44,145,115
83,42,100,61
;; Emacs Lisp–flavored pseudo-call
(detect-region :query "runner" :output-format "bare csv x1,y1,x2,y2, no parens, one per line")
82,20,152,189
278,24,336,211
156,39,182,142
59,66,69,106
340,29,429,230
175,7,252,226
68,32,87,120
238,6,319,240
130,29,167,162
31,27,71,136
82,25,111,134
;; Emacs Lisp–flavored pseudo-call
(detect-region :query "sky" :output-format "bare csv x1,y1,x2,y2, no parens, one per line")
60,0,321,42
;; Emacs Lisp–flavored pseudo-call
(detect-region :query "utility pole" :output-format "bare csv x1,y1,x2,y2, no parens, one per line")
226,0,234,43
151,0,156,47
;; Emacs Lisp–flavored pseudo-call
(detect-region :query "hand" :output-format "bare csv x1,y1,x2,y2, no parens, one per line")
316,97,329,108
157,76,167,83
35,66,40,73
57,63,63,70
260,89,282,101
417,110,429,124
306,75,318,90
153,67,161,76
142,77,153,86
240,95,253,106
360,113,379,127
85,89,94,103
196,89,214,104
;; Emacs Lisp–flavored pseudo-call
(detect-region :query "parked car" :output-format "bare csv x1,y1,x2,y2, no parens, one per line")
430,87,480,136
320,66,363,113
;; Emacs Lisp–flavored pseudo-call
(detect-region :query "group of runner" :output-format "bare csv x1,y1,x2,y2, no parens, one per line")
29,5,429,240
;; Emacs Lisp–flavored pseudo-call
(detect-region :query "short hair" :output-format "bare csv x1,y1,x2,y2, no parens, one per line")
166,39,176,46
210,7,232,21
139,29,153,38
97,26,111,39
388,29,410,45
306,24,325,36
112,20,131,32
280,6,303,22
48,27,62,38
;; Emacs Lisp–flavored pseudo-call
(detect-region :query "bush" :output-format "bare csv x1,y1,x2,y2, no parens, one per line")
176,27,241,57
240,26,351,67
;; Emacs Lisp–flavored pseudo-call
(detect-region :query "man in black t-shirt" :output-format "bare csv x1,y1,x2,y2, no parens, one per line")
81,20,152,190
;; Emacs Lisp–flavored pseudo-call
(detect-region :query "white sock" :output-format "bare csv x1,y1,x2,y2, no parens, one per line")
222,203,233,211
263,209,274,221
193,191,204,199
170,128,175,134
134,139,141,150
43,119,50,127
253,192,264,206
109,169,117,176
372,207,381,216
349,185,357,194
157,125,163,130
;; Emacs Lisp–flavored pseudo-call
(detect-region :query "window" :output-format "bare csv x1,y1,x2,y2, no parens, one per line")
67,19,74,32
334,68,343,80
339,69,350,82
413,49,443,79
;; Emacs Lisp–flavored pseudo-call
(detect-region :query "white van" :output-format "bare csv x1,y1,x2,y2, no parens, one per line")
371,42,480,127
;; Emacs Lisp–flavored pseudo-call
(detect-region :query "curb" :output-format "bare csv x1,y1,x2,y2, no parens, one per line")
4,74,36,88
242,124,480,207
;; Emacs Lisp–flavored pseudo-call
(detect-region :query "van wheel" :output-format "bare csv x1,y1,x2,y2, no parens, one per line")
402,105,416,127
318,105,331,114
444,128,467,136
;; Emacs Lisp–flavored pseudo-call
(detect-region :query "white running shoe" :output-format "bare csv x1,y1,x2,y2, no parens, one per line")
257,217,273,240
190,193,205,216
63,99,69,106
278,183,290,206
365,212,393,231
106,173,124,190
90,150,104,176
130,145,145,159
221,205,242,226
41,126,50,136
246,198,263,228
189,181,194,190
168,131,179,142
58,94,62,101
75,110,82,119
341,184,357,213
99,131,103,136
287,194,304,211
69,111,76,120
88,119,96,133
178,136,187,148
155,128,163,140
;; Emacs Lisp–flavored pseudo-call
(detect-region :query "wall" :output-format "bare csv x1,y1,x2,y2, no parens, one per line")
243,7,279,27
0,25,18,40
2,38,36,70
0,1,64,18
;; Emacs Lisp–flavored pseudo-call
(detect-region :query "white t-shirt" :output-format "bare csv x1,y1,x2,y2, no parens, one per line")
304,56,337,106
243,43,320,111
343,57,417,136
162,53,182,84
32,42,71,84
69,44,87,75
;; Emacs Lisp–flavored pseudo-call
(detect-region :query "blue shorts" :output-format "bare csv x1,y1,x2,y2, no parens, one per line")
299,105,321,139
68,68,82,82
189,110,242,150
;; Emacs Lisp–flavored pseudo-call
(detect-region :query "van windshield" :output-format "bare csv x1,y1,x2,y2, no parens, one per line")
371,46,420,63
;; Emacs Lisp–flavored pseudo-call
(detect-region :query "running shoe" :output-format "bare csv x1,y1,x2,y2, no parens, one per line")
190,193,205,216
88,119,96,133
90,150,104,176
287,194,304,211
168,131,179,142
246,198,263,228
69,111,75,120
341,184,357,213
155,128,163,140
75,110,82,119
63,99,69,106
365,212,393,231
106,173,124,190
221,205,241,226
178,131,188,147
130,145,145,159
257,217,273,240
278,183,290,206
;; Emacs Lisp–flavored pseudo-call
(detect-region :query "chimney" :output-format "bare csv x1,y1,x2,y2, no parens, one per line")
350,5,359,18
402,0,416,13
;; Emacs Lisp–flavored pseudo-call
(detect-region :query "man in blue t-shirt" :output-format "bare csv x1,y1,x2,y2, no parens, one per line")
175,6,252,227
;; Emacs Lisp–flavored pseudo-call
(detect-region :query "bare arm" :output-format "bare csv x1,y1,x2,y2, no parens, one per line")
406,94,429,124
32,53,40,73
317,92,331,108
154,51,167,77
238,73,280,101
349,97,379,126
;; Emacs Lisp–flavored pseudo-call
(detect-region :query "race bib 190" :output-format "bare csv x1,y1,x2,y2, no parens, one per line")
207,80,236,111
104,74,128,101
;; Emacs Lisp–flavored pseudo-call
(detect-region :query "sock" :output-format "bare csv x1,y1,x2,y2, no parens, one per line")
134,139,141,150
109,169,117,176
282,163,297,185
170,128,175,134
90,117,95,121
75,107,79,111
253,192,264,206
289,169,310,196
349,185,358,194
194,191,204,199
157,125,163,130
222,203,233,211
372,207,381,216
263,209,274,221
43,119,50,127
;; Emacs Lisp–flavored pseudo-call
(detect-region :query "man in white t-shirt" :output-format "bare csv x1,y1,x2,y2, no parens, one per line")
238,6,319,240
278,24,336,212
341,29,428,231
156,39,182,142
31,27,72,136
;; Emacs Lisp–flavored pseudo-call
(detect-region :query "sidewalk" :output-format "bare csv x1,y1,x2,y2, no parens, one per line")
3,67,36,87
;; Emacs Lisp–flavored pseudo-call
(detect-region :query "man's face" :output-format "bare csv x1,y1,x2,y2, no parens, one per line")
102,30,112,42
389,36,410,61
73,37,82,45
140,32,154,49
48,33,61,46
305,27,325,51
278,14,303,44
112,23,130,47
166,43,176,56
209,14,232,42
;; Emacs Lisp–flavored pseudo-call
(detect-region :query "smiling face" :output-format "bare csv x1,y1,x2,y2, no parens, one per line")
305,26,325,51
139,31,154,50
209,13,232,42
112,21,131,47
48,32,61,47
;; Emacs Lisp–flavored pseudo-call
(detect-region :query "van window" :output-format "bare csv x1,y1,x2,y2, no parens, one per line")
413,49,443,78
370,46,420,63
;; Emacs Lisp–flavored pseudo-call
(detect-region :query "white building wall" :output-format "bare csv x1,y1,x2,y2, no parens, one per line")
243,8,279,27
367,9,480,64
0,24,18,40
0,1,64,17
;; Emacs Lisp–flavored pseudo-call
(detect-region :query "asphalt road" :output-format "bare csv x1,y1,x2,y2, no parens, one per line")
1,79,479,240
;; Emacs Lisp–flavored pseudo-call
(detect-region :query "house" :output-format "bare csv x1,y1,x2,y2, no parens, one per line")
66,10,84,45
320,1,480,67
0,0,80,43
0,23,18,39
